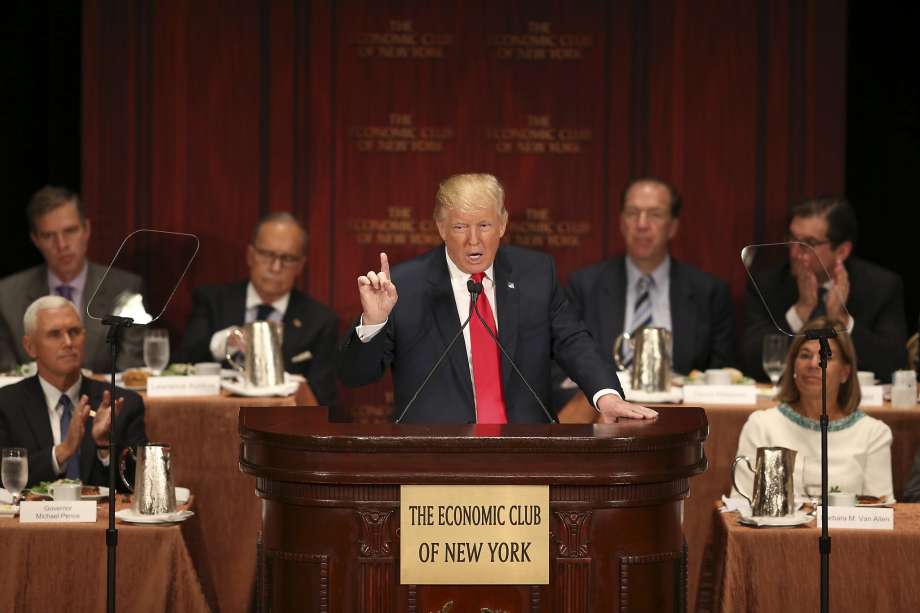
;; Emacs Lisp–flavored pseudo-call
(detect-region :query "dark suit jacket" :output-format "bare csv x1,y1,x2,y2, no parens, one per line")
0,262,144,373
742,255,907,382
565,256,736,375
0,376,147,488
178,281,339,406
338,245,623,424
904,447,920,503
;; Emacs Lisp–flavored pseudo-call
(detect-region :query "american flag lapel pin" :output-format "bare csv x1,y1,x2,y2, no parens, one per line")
507,281,515,289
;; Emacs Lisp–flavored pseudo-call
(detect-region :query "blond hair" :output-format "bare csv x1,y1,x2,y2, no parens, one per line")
434,173,508,223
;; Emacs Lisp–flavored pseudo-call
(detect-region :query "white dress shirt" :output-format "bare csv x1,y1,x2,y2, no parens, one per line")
38,375,83,476
47,262,89,316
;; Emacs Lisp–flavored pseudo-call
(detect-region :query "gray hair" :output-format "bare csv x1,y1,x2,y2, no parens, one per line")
23,296,80,337
251,211,308,254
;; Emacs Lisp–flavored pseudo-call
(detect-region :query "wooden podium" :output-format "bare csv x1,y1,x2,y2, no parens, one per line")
240,406,707,612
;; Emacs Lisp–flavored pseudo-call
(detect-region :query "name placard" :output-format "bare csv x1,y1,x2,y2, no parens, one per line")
146,375,220,397
816,506,893,530
20,501,97,523
859,385,884,407
400,485,549,585
682,385,757,405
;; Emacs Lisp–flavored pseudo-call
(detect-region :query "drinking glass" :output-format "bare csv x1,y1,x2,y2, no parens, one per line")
800,454,822,504
762,334,789,395
143,328,170,375
1,447,28,506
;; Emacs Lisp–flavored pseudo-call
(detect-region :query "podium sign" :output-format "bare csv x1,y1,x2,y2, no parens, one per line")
400,485,549,585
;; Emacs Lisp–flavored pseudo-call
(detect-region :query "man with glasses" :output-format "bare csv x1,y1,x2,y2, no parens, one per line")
0,186,144,374
178,212,339,405
556,177,735,407
742,197,907,382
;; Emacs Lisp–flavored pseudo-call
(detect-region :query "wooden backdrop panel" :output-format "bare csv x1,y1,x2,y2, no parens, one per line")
82,0,846,406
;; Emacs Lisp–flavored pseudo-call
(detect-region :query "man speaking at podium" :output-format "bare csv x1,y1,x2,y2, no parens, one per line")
339,173,657,425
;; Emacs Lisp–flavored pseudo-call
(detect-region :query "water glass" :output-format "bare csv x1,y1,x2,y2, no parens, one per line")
143,328,170,375
1,447,28,505
762,334,789,392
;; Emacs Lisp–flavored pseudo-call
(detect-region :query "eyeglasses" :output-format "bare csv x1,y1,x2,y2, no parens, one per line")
622,207,671,224
251,245,304,267
785,234,831,249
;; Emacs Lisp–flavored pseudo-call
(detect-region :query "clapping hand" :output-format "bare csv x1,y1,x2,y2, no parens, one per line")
791,251,819,321
358,252,398,325
89,390,125,449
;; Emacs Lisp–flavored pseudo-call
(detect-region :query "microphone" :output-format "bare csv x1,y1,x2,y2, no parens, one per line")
395,280,483,423
470,288,559,424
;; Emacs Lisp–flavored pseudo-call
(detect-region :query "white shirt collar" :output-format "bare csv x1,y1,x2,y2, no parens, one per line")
245,282,290,316
444,250,495,288
37,374,82,413
48,261,89,295
625,254,671,288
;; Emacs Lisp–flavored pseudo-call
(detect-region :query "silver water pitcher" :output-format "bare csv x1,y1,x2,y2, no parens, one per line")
614,327,673,392
731,446,797,517
225,320,285,387
119,443,177,515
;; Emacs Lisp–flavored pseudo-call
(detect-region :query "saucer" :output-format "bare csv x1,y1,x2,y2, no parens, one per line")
221,379,299,397
115,509,194,524
739,511,812,527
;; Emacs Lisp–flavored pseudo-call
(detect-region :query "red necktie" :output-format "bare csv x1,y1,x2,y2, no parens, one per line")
469,272,507,424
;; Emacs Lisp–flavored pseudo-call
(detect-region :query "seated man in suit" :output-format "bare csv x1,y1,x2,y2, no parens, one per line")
742,197,907,382
338,172,658,424
0,186,143,373
563,177,735,386
0,296,147,488
178,212,339,406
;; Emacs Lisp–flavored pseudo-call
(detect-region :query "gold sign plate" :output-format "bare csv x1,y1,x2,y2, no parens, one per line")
400,484,549,585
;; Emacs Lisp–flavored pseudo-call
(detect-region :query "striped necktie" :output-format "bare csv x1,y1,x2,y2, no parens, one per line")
623,274,654,367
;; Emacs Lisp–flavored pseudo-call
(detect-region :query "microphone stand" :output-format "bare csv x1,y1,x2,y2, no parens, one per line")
805,326,836,613
103,315,133,613
395,283,482,423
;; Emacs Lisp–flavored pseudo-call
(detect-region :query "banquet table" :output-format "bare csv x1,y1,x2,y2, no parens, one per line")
707,502,920,612
559,392,920,613
142,384,317,612
1,499,208,613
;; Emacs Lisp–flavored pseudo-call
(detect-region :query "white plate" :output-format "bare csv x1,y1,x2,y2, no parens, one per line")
115,509,195,524
221,379,299,397
60,486,110,501
739,511,812,527
0,503,19,517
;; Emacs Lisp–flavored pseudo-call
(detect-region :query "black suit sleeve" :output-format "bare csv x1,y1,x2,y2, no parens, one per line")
549,263,624,401
300,312,340,407
338,319,395,388
904,448,920,502
707,279,737,369
849,274,907,379
178,288,221,363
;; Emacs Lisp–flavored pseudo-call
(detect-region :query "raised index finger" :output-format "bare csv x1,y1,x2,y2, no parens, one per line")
380,252,390,276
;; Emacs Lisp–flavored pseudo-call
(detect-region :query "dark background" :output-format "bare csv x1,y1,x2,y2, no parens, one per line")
0,1,917,331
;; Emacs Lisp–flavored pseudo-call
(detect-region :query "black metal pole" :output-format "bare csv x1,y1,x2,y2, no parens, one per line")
103,316,132,613
806,328,836,613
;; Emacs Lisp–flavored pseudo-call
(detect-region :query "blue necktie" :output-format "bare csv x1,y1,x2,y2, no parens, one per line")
58,395,81,479
255,304,274,321
810,286,828,320
55,285,75,302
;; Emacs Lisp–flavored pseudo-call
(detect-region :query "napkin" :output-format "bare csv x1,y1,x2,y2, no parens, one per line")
0,488,13,504
721,495,752,516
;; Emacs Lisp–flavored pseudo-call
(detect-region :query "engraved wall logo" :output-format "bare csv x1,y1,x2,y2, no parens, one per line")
350,114,454,153
348,206,441,247
486,115,592,155
488,21,593,61
508,208,591,249
353,19,453,59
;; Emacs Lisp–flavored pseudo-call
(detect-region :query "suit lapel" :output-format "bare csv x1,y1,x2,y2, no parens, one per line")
21,376,55,451
493,249,518,393
428,249,475,410
669,260,695,372
25,267,48,305
600,259,627,356
281,289,308,361
225,282,249,329
82,263,107,362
